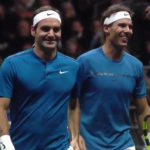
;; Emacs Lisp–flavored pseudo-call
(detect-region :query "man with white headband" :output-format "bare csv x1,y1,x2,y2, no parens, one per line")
69,4,150,150
0,5,80,150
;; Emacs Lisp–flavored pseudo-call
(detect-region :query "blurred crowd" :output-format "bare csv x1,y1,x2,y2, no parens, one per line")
0,0,150,89
0,0,150,60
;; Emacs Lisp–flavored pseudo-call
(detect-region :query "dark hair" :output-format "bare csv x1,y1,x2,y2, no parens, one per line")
100,4,134,44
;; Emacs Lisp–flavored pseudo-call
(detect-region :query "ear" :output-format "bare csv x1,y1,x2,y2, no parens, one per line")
31,25,35,37
103,24,110,35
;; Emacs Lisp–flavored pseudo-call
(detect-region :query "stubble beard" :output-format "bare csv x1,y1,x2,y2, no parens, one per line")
38,39,57,52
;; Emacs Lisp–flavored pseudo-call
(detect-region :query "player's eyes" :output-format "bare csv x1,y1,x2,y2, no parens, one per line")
41,26,60,33
53,27,60,33
41,26,50,32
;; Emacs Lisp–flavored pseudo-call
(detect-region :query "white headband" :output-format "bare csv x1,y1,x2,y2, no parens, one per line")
103,11,131,25
33,10,61,26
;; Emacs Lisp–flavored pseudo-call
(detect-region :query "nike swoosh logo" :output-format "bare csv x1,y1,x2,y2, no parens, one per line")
0,142,6,149
47,13,55,16
59,70,68,74
124,13,129,16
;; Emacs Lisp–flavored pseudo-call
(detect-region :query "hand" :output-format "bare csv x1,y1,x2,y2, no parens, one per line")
70,137,80,150
79,135,86,150
141,132,150,146
0,135,15,150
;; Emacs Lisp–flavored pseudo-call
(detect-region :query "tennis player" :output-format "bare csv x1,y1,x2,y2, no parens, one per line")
69,4,150,150
0,5,79,150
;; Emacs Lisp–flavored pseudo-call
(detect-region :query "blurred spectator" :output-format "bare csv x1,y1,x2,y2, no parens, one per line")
145,4,150,19
144,66,150,108
92,0,133,23
89,18,103,49
61,0,76,20
144,66,150,87
92,0,111,20
22,42,33,50
0,0,14,10
60,1,77,44
0,0,149,65
17,19,31,37
69,18,91,51
141,37,150,65
72,0,94,27
12,0,36,10
0,57,3,66
12,19,33,52
1,2,33,50
37,0,51,7
32,0,53,9
129,0,150,64
0,3,14,59
7,0,34,26
9,2,33,20
63,38,82,58
71,19,84,39
146,87,150,105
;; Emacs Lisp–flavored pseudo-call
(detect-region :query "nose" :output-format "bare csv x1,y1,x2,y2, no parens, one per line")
125,25,133,34
48,29,55,37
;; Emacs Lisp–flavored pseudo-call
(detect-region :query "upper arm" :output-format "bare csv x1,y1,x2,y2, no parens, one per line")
71,58,87,99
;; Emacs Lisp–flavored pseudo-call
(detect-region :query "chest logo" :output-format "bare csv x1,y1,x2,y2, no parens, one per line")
59,70,69,74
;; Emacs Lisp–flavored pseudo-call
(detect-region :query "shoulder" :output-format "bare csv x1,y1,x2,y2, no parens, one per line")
77,47,101,61
123,52,144,76
124,52,143,67
58,51,79,66
1,49,32,69
6,49,33,63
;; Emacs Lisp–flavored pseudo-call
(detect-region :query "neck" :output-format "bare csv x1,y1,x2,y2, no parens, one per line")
102,42,123,60
33,46,57,61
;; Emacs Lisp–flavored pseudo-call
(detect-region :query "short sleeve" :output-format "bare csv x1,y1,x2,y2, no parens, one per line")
0,58,15,98
134,63,146,98
71,56,87,99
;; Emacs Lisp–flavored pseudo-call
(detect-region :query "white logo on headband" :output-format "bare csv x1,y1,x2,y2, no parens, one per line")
104,11,131,25
33,10,61,26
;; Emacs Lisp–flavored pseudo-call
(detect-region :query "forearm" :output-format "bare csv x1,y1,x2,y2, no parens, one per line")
0,97,11,136
136,98,150,132
68,98,80,140
0,108,10,136
0,109,15,150
137,107,150,132
0,98,15,149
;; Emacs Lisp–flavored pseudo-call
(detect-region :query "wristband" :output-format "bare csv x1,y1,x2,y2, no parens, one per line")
0,135,15,150
142,115,150,150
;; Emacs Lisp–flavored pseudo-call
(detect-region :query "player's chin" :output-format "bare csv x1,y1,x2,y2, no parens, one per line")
44,43,57,49
120,41,128,47
117,43,128,50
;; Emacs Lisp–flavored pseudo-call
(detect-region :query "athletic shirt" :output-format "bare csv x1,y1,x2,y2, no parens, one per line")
0,48,79,150
76,47,146,150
